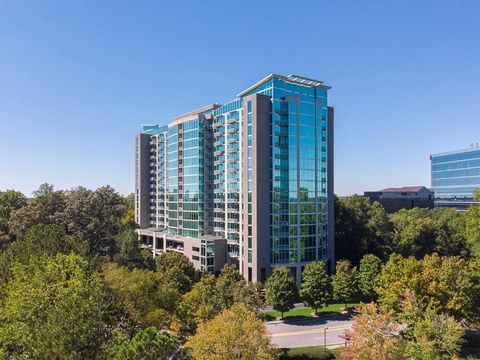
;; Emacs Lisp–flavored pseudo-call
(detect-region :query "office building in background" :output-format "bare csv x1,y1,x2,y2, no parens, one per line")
364,186,434,213
431,143,480,210
135,74,334,283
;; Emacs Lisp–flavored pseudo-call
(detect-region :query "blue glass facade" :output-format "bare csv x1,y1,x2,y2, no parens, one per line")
431,146,480,210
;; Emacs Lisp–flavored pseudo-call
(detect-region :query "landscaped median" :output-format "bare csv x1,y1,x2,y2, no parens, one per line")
262,303,360,321
280,346,341,360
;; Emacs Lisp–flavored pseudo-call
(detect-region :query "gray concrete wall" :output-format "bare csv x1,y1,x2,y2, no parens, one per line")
327,106,335,274
241,93,272,283
135,133,152,229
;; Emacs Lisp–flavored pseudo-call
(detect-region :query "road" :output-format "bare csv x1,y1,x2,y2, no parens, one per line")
267,314,353,348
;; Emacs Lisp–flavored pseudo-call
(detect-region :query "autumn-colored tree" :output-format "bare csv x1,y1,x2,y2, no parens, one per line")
185,304,279,360
376,253,480,325
340,302,406,360
401,293,465,360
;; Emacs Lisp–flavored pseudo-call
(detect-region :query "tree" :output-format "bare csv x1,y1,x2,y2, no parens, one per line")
390,208,437,259
0,253,110,359
113,229,154,270
358,254,382,300
156,252,196,293
102,263,181,330
299,261,331,315
106,327,190,360
332,260,358,309
120,193,138,230
0,224,87,299
376,253,480,325
173,274,223,336
58,186,127,258
0,190,27,245
235,282,265,313
334,195,392,265
216,264,246,308
185,304,279,360
264,267,298,318
340,302,406,360
401,293,465,360
9,183,66,237
465,200,480,259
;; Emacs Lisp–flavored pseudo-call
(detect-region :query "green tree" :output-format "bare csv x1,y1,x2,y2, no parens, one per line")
0,190,27,245
358,254,382,300
185,304,279,360
0,224,87,299
334,195,392,264
299,261,331,315
216,264,246,308
156,251,196,293
0,253,110,359
390,208,436,258
106,327,190,360
332,260,358,309
465,196,480,259
102,263,181,330
113,229,154,270
9,183,65,237
174,274,223,336
58,186,127,258
264,267,298,318
120,193,138,230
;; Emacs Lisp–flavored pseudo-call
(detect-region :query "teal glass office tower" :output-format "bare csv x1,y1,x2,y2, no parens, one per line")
135,74,334,283
431,144,480,210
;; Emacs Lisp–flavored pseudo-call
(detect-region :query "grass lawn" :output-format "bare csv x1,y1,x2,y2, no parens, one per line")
262,303,359,321
280,346,342,359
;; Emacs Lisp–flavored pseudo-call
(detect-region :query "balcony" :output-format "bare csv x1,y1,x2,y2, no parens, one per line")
228,138,238,144
213,141,224,147
228,128,239,134
213,150,224,157
213,160,224,166
213,131,224,138
212,121,224,128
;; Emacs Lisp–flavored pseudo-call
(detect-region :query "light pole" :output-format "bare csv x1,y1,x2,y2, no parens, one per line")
324,327,328,348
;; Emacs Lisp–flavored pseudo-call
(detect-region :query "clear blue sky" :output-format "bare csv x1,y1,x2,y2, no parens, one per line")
1,0,479,196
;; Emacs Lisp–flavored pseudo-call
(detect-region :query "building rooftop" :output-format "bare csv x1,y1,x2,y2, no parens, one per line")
378,186,430,193
431,142,480,158
237,73,331,97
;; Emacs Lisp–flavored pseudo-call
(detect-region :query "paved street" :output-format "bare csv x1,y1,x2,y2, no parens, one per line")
267,314,353,348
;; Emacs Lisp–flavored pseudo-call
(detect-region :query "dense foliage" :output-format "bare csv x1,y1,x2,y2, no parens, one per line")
0,185,479,359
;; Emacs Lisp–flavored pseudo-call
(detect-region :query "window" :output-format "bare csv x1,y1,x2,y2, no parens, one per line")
192,246,200,252
192,255,200,261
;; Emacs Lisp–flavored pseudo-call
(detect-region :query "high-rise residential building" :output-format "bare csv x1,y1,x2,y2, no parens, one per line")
135,74,334,283
431,143,480,210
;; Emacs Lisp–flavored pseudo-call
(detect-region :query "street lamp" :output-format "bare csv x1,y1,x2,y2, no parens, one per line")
324,327,328,348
